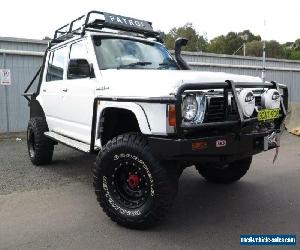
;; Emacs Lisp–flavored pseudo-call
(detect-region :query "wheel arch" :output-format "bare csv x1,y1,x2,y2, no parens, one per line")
97,103,151,146
29,98,46,119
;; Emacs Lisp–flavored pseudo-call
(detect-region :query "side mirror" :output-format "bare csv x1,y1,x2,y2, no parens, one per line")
174,37,190,70
67,59,94,79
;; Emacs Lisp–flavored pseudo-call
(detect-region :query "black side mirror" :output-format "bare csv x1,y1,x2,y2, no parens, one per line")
67,59,93,79
174,37,190,70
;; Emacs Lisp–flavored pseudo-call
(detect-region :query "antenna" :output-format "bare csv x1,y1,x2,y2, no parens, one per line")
262,19,266,82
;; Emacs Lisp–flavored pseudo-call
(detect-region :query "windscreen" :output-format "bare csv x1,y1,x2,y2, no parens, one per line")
93,37,178,70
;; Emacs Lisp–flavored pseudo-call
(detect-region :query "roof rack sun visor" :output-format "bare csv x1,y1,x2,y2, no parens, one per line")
102,12,154,32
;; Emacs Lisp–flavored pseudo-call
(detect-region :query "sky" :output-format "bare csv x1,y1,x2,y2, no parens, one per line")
0,0,299,43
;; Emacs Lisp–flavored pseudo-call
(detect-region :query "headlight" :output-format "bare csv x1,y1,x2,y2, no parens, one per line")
261,89,281,109
238,89,255,118
182,94,207,123
182,95,198,121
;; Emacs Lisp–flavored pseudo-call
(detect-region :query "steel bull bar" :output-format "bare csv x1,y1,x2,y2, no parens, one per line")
174,80,287,138
90,80,288,153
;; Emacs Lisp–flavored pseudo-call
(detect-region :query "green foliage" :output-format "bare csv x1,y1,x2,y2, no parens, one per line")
207,32,244,55
238,30,261,42
245,40,263,57
265,40,286,59
292,39,300,50
242,40,287,59
205,30,261,55
164,23,208,51
164,23,300,60
288,50,300,60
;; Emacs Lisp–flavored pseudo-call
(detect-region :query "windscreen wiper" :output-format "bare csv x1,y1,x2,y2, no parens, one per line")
158,62,178,69
117,61,152,69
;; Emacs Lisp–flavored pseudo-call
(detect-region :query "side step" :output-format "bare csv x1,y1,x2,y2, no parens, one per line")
44,132,90,153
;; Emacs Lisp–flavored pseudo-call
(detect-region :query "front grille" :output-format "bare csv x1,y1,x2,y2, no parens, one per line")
204,95,263,123
204,97,226,122
255,96,262,107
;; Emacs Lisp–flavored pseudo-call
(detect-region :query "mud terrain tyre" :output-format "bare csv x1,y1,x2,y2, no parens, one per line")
93,133,178,229
27,117,54,166
195,157,252,184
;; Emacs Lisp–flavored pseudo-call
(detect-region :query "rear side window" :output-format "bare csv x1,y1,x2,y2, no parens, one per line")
46,47,67,82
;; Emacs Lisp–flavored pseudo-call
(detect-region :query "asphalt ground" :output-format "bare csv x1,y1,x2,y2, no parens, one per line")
0,132,299,250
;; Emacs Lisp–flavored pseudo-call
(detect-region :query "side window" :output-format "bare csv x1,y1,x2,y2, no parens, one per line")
46,47,67,82
67,41,92,79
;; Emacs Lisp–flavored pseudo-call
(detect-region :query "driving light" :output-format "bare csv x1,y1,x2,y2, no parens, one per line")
238,89,255,118
261,89,281,109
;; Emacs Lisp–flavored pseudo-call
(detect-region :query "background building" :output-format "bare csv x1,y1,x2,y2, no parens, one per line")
1,37,299,133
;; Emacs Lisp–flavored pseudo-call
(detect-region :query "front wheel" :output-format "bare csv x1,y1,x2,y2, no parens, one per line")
195,157,252,184
93,133,178,229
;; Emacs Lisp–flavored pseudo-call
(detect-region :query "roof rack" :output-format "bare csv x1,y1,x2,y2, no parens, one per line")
51,11,162,46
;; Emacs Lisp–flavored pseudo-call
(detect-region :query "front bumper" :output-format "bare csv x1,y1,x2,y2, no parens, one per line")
148,130,280,163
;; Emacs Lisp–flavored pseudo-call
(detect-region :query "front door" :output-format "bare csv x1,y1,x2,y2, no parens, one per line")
58,39,97,143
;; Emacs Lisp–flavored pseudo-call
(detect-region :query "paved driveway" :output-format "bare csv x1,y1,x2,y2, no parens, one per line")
0,133,299,249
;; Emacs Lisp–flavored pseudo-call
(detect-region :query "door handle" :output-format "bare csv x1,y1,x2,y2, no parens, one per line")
62,88,68,92
42,89,47,92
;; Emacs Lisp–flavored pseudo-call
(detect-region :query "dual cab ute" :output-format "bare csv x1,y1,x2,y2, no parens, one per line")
23,11,288,228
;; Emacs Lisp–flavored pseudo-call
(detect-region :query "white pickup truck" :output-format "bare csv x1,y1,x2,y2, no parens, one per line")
24,11,288,229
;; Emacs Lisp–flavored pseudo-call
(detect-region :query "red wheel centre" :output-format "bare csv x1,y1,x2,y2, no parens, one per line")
127,174,140,188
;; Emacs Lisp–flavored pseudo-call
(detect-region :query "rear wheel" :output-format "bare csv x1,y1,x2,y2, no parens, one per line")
93,133,178,229
195,157,252,184
27,117,54,166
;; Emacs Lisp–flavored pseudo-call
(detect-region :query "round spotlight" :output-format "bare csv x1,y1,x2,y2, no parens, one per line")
261,89,281,109
238,89,255,118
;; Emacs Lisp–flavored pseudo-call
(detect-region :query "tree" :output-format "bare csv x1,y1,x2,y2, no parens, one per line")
292,39,300,50
164,23,208,52
286,38,300,60
245,40,262,57
265,40,286,59
207,30,261,55
288,50,300,60
246,40,287,59
164,24,300,60
207,32,244,55
238,30,261,42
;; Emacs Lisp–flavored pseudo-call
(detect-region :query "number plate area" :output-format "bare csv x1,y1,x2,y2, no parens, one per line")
257,108,280,121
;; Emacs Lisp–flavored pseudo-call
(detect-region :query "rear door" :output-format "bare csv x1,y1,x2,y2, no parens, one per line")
40,46,68,132
58,39,98,143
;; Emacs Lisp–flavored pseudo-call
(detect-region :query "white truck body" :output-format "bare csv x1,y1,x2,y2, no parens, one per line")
37,33,264,147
